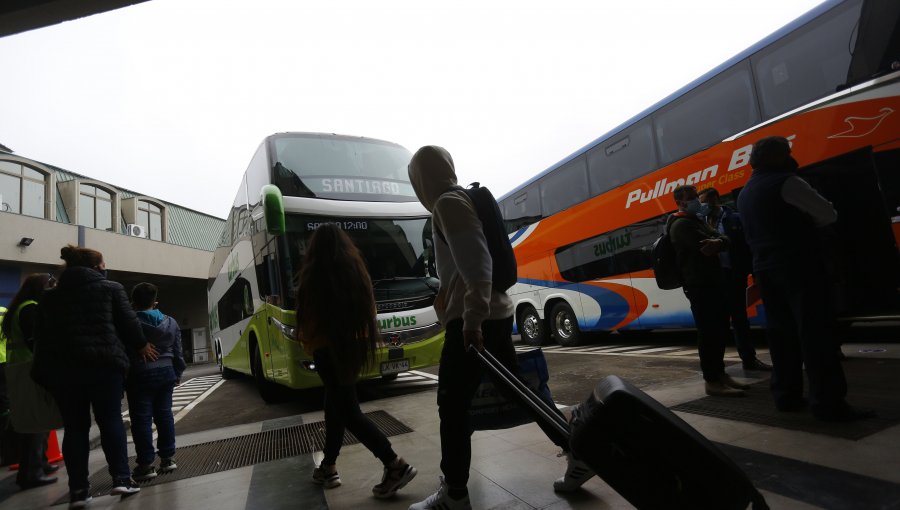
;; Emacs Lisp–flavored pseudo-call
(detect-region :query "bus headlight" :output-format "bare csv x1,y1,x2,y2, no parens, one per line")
271,317,296,341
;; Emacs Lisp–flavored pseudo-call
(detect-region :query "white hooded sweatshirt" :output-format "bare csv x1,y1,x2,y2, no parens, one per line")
408,146,514,332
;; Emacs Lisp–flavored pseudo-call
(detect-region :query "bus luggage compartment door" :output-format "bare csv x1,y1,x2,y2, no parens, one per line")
799,148,900,318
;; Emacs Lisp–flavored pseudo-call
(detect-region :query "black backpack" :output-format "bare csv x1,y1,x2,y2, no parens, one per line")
650,212,689,290
435,183,518,292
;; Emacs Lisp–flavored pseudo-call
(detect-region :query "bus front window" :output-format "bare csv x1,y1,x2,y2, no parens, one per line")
282,215,437,306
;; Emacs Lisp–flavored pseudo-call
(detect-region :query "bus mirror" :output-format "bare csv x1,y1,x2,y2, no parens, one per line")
261,185,286,236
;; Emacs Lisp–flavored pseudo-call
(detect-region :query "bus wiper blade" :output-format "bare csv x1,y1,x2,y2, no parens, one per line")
372,277,440,295
372,276,417,286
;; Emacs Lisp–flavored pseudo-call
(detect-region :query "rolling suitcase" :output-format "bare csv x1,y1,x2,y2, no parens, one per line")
472,347,768,510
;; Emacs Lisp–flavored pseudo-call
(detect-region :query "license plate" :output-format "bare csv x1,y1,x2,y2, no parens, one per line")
380,359,409,375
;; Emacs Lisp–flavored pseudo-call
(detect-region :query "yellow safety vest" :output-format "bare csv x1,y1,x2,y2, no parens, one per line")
7,301,37,365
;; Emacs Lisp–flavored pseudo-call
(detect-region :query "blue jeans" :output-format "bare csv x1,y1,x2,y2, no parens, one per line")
51,370,130,491
126,366,177,466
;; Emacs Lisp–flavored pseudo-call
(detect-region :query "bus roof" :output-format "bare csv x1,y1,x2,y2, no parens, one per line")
498,0,845,202
265,132,408,149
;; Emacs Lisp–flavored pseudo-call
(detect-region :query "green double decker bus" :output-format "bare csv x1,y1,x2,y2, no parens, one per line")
208,133,444,402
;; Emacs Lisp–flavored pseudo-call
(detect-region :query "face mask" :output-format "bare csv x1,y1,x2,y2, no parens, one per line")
684,199,708,217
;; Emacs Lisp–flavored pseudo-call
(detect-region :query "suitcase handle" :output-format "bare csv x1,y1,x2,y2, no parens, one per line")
470,346,570,440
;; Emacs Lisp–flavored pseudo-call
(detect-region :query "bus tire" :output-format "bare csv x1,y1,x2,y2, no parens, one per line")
217,343,239,379
518,306,546,346
252,346,282,404
221,365,239,380
551,302,581,347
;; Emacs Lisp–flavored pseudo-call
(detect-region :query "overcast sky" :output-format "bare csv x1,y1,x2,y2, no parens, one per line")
0,0,823,218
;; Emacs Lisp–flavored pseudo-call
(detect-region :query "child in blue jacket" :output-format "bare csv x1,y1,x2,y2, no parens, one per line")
126,283,186,481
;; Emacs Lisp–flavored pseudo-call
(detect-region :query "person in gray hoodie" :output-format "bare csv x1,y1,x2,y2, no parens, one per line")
407,146,593,510
125,283,186,482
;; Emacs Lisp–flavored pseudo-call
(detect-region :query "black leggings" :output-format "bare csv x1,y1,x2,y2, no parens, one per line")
314,348,397,467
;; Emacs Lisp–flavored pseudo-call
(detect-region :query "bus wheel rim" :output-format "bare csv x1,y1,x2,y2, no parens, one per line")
556,313,572,339
524,315,538,338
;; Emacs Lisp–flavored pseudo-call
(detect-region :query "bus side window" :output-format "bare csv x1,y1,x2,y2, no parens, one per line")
587,120,658,197
617,217,667,274
540,157,588,217
654,62,759,165
504,184,542,230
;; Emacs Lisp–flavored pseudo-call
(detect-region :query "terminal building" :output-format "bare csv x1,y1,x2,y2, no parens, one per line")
0,143,225,364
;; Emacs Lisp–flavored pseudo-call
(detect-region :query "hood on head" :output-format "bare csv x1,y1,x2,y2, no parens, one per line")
408,145,458,212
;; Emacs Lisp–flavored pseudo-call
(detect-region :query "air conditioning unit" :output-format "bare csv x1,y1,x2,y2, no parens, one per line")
126,224,147,238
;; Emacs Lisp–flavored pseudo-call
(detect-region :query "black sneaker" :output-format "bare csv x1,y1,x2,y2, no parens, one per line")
69,488,92,509
311,466,341,488
110,477,141,496
372,458,417,498
742,358,772,371
132,464,158,481
159,458,178,473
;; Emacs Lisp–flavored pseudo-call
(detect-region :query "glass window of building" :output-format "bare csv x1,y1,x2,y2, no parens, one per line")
0,161,47,218
79,184,114,231
137,200,164,241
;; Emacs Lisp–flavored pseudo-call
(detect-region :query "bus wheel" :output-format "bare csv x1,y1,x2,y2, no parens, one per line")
551,302,581,347
252,347,282,404
217,345,238,379
518,306,546,346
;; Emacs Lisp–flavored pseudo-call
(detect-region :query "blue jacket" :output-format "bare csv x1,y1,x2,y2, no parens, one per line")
713,205,753,276
132,309,186,378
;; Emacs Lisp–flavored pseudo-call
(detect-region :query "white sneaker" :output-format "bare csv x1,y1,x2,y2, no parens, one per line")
69,488,92,509
408,476,471,510
110,477,141,496
553,451,595,492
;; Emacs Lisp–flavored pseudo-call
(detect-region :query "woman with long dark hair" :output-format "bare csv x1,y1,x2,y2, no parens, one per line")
32,245,157,508
295,224,416,499
2,273,59,490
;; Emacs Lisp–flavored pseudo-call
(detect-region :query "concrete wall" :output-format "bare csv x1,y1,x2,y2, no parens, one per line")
0,211,78,265
1,211,215,362
1,211,211,279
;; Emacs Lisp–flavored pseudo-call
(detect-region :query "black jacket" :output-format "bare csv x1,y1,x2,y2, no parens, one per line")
669,214,729,287
32,266,147,387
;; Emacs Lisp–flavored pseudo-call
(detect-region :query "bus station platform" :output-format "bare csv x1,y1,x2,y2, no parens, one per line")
1,344,899,510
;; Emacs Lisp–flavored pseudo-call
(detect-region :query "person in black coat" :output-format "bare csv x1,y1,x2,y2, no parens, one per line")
33,245,158,507
737,136,874,422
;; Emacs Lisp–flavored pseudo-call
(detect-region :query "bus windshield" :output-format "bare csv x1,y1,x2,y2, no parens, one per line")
272,134,418,202
283,214,437,305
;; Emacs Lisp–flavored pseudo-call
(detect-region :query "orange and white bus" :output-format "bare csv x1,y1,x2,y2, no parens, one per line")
499,0,900,346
